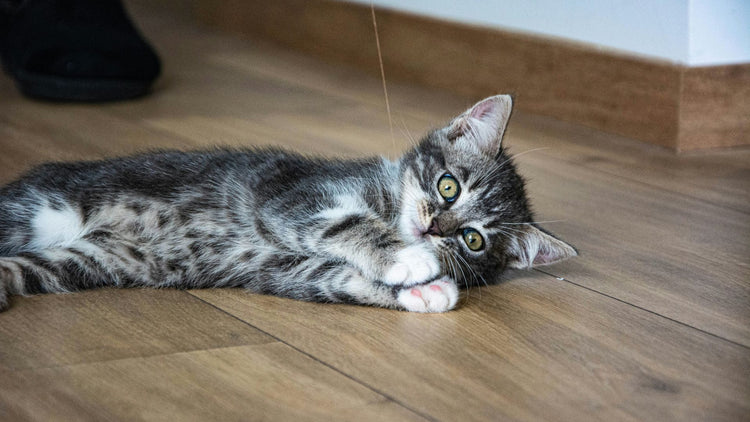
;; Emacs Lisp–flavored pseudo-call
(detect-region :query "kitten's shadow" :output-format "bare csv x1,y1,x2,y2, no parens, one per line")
473,268,530,288
501,268,536,282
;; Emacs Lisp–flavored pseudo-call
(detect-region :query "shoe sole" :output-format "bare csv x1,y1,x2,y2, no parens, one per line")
12,69,152,102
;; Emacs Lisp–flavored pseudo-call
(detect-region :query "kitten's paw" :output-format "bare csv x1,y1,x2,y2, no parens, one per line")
397,277,459,313
383,243,440,286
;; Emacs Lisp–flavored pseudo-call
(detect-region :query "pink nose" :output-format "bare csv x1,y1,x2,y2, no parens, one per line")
426,219,443,236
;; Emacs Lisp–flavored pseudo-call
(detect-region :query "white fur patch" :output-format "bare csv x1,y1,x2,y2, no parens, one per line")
31,204,84,249
316,194,365,220
397,168,428,242
383,243,440,286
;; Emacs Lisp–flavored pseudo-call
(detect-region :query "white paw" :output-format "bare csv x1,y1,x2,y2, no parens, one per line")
397,277,459,313
382,243,440,286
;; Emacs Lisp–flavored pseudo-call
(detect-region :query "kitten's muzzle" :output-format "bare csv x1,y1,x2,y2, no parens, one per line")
425,219,443,237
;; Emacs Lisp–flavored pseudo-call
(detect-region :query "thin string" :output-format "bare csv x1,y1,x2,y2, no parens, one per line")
371,3,395,154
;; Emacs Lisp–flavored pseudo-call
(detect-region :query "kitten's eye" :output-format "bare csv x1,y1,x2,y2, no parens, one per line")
462,228,484,251
437,173,461,202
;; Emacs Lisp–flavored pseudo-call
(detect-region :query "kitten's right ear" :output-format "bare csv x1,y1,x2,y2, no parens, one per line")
445,95,513,157
506,225,577,269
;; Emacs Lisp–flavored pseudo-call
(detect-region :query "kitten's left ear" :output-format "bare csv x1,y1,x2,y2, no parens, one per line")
446,94,513,157
507,225,577,269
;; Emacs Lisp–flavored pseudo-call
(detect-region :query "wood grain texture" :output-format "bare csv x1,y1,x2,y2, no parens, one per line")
678,64,750,151
0,343,426,422
0,2,747,420
0,289,273,371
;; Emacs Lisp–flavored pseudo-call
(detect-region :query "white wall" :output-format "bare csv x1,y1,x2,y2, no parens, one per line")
688,0,750,66
342,0,750,66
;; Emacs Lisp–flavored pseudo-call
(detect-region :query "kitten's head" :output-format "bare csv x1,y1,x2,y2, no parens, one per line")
398,95,576,286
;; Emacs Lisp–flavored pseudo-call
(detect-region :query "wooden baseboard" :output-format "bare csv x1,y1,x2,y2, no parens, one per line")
193,0,749,152
678,65,750,151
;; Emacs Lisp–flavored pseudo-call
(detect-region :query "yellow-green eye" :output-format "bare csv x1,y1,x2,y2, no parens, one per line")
437,173,461,202
462,228,484,251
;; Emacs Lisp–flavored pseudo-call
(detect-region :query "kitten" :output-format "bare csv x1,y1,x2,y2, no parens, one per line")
0,95,576,313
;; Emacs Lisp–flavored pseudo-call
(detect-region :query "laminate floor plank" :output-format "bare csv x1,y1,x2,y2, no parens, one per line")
0,289,273,371
0,343,426,422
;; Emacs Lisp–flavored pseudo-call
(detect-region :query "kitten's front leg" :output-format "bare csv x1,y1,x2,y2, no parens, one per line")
381,242,441,286
309,214,440,286
250,252,458,313
261,198,440,286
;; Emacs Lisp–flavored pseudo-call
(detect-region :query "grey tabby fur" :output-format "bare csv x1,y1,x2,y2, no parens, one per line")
0,95,576,313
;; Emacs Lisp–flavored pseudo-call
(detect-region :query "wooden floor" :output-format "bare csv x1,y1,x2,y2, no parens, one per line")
1,3,749,422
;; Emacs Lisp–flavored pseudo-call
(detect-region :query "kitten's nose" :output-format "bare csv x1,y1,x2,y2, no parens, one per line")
426,219,443,237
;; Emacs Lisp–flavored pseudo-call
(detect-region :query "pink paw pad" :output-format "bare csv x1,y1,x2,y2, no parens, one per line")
397,277,458,313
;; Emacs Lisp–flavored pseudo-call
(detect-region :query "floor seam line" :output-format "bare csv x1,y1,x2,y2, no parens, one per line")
1,340,277,374
533,269,750,350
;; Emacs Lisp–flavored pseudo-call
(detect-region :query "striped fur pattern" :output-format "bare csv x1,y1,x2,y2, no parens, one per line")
0,95,576,313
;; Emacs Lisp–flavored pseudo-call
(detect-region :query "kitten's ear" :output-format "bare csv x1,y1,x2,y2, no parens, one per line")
507,225,577,269
446,94,513,156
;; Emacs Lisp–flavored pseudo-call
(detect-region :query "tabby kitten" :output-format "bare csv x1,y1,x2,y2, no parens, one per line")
0,95,576,313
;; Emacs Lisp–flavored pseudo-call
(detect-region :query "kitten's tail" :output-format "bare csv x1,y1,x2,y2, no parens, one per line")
0,250,101,312
0,257,48,311
0,273,8,311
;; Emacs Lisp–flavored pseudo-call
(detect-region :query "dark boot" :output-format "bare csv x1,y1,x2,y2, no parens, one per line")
0,0,160,101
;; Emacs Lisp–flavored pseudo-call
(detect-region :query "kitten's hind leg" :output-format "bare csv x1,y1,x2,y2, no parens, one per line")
0,232,158,310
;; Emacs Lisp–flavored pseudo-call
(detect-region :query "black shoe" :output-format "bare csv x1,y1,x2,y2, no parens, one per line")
0,0,160,101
